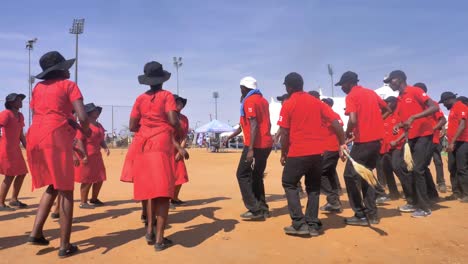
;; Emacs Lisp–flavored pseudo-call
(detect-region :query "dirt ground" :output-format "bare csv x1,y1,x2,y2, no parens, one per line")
0,148,467,264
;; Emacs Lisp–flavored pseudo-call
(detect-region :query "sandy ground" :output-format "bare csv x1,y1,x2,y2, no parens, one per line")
0,148,467,264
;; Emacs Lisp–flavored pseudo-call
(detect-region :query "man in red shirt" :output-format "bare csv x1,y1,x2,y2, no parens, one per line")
336,71,391,226
277,72,346,236
319,98,345,213
385,70,439,218
439,92,468,203
414,82,447,194
226,76,273,220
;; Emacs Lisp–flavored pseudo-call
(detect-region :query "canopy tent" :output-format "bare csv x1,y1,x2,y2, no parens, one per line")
195,119,235,133
220,124,242,138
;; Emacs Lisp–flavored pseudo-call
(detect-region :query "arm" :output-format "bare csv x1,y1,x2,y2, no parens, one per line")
75,139,88,164
129,117,140,132
330,119,347,160
448,119,466,152
279,127,290,166
72,99,90,135
173,134,189,160
433,116,447,131
381,105,392,120
100,140,110,156
403,100,439,128
168,111,182,136
245,117,258,162
345,112,357,139
20,130,27,148
225,126,242,147
390,132,407,148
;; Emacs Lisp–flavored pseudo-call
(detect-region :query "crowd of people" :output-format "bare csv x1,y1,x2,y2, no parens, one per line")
0,49,467,257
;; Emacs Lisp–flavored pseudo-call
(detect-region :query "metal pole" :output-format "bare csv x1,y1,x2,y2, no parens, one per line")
330,74,334,97
28,48,31,126
111,105,114,146
215,98,218,120
75,33,79,84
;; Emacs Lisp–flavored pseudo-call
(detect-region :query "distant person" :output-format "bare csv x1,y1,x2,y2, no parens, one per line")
385,70,439,218
277,72,346,236
226,76,273,220
27,51,90,257
439,92,468,203
172,95,190,207
337,71,391,226
0,93,28,211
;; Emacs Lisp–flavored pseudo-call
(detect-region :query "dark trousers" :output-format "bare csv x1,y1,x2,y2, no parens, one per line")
448,142,468,197
391,148,413,203
408,136,433,211
432,143,445,184
282,154,323,229
381,151,400,198
343,141,380,218
320,151,340,205
236,147,271,213
376,154,387,187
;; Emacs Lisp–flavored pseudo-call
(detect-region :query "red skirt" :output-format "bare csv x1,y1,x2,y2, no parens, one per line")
174,159,188,185
120,139,138,183
0,142,28,176
27,122,76,191
132,131,176,200
74,153,106,183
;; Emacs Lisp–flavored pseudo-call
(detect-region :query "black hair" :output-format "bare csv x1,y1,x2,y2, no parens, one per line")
149,84,163,92
4,102,12,110
42,70,68,80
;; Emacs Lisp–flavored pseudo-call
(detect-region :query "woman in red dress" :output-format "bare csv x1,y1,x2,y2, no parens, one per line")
171,95,189,206
74,103,109,209
123,61,187,251
26,51,90,258
0,93,28,211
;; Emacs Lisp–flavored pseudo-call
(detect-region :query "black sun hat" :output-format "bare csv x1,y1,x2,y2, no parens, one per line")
35,51,75,80
173,94,188,107
138,61,171,86
84,103,102,114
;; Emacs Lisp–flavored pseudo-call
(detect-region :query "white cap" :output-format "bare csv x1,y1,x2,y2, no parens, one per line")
240,76,257,89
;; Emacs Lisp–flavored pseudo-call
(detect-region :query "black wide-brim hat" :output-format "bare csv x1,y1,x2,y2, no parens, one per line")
84,103,102,114
36,51,75,80
138,61,171,86
174,94,187,107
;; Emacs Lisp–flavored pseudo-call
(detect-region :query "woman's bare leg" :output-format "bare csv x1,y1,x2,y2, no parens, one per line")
58,190,74,250
0,176,14,206
155,197,170,243
31,185,58,238
11,174,26,202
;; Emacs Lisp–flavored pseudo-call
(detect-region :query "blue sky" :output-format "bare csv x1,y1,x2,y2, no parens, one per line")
1,0,467,132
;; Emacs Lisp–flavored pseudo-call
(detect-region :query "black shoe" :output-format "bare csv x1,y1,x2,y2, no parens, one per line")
460,196,468,203
154,238,173,251
376,196,392,205
9,200,28,208
58,244,79,258
240,211,265,220
263,210,271,218
320,203,342,213
445,194,460,201
171,199,186,205
344,216,369,226
367,215,380,224
50,213,60,219
283,224,310,236
145,233,155,245
89,199,105,206
28,236,50,246
437,183,447,193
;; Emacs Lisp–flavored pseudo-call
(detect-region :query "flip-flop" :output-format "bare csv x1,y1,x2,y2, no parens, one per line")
28,236,50,246
58,244,79,258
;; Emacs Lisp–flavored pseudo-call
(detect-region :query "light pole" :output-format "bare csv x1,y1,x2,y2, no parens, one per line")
70,18,85,84
327,64,334,97
26,38,37,126
173,57,183,95
213,91,219,120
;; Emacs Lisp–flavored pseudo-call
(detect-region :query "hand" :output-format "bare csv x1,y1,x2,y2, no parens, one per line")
175,152,182,161
392,125,400,135
82,156,89,165
447,143,455,152
339,144,348,162
345,131,354,140
178,148,189,160
246,148,254,163
280,155,286,166
402,116,415,130
224,139,230,148
105,148,110,156
73,157,80,167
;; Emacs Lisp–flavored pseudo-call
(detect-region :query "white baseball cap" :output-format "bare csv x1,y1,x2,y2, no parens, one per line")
240,76,257,89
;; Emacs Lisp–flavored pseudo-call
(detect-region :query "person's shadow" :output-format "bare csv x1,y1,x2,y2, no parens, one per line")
73,228,145,254
180,197,231,207
73,207,141,224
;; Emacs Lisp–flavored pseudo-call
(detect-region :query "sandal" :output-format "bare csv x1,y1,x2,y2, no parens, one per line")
89,199,105,206
171,199,186,205
154,238,173,251
9,200,28,208
0,205,15,211
58,244,79,258
79,203,95,209
145,233,155,245
28,236,50,246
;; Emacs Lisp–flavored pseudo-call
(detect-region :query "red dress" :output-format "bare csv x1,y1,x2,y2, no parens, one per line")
0,111,28,176
174,113,189,185
121,90,177,200
27,79,83,191
74,123,106,183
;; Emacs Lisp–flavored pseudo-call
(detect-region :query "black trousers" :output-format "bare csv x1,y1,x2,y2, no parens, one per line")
343,141,380,218
282,154,323,229
236,147,271,213
376,154,387,187
448,142,468,197
391,148,413,203
320,151,340,205
408,136,433,211
432,143,445,184
380,151,400,198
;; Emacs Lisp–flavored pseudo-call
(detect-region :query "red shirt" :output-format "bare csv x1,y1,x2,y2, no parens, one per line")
76,123,105,156
381,112,404,153
345,86,386,143
175,114,189,142
447,101,468,143
240,94,273,148
278,91,336,157
432,107,445,144
395,86,437,139
322,105,343,152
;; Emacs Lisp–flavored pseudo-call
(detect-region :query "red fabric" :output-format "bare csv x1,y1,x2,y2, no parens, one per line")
432,108,445,144
27,79,82,191
381,112,404,154
122,90,177,200
344,86,385,143
240,94,273,148
0,111,28,176
395,86,437,139
74,123,106,183
277,91,336,157
322,105,344,152
447,101,468,143
174,113,189,185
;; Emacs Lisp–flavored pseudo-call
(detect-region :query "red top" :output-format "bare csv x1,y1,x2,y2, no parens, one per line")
432,107,445,144
322,105,344,152
395,86,438,139
447,101,468,143
278,91,336,157
76,123,105,156
130,90,177,134
176,114,189,142
0,111,24,146
345,86,386,143
31,79,83,126
382,112,404,153
240,94,273,148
